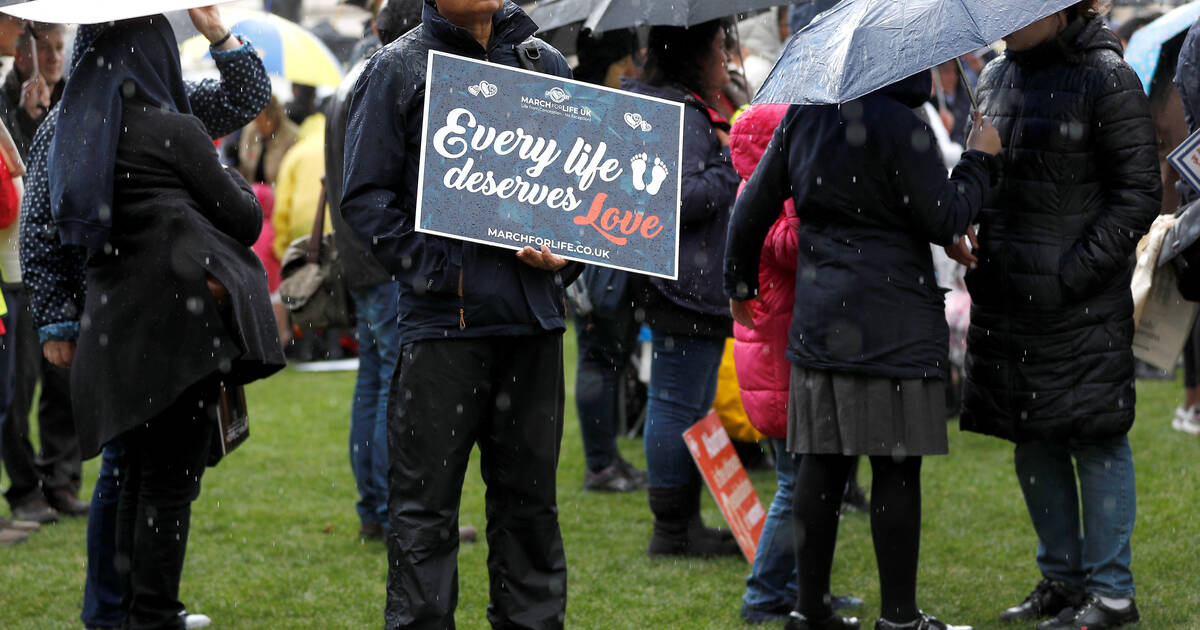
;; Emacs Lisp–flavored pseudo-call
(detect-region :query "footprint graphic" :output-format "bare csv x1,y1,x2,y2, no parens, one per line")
631,153,648,191
645,157,669,196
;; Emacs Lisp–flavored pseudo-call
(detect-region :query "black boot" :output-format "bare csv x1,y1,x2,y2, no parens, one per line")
646,485,740,557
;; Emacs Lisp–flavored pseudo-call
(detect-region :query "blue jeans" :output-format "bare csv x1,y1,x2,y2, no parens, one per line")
81,443,123,628
349,282,401,527
744,438,799,613
643,330,723,488
1014,435,1137,599
574,309,639,472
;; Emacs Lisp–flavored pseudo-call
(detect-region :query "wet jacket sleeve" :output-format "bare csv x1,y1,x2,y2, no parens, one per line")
186,40,273,140
681,106,741,228
724,122,791,300
173,116,263,247
340,52,417,277
1059,64,1161,301
19,108,86,342
889,115,995,247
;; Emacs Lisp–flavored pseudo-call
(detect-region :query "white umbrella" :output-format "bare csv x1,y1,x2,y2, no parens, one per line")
0,0,237,24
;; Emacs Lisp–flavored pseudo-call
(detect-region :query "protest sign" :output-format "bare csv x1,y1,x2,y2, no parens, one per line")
682,412,766,564
1168,127,1200,195
416,51,683,279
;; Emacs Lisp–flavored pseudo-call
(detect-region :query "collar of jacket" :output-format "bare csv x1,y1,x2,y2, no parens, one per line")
421,0,538,58
1006,16,1114,68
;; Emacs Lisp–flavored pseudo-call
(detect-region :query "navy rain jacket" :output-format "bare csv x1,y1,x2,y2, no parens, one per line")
341,0,577,345
725,72,996,380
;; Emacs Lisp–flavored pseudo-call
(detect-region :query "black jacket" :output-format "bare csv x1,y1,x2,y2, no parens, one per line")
341,0,578,345
326,55,391,290
724,73,995,380
961,18,1161,443
72,100,283,457
622,79,740,338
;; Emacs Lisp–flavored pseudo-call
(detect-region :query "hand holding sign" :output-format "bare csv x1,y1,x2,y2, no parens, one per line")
516,244,567,271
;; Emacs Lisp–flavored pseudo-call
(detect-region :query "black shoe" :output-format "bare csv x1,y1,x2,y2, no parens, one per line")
1036,595,1139,630
785,611,861,630
584,464,642,492
614,455,649,486
1001,579,1086,623
646,485,740,558
45,487,90,518
11,495,58,524
875,612,972,630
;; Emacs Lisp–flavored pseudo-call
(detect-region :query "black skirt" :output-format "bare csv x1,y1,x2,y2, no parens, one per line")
786,365,948,457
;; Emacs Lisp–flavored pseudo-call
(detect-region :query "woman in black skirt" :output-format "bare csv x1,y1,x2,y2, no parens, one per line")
724,71,999,630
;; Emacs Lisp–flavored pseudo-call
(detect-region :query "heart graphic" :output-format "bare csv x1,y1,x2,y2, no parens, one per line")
467,85,480,96
640,121,653,132
624,112,643,129
479,81,498,98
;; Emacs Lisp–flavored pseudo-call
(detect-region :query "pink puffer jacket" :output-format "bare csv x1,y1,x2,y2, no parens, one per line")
731,104,799,439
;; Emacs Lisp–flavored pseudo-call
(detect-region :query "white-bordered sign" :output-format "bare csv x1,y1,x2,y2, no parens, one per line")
415,50,683,279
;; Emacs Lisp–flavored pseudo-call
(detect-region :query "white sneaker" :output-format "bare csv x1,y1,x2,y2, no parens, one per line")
182,612,211,629
1178,408,1200,435
1172,405,1194,433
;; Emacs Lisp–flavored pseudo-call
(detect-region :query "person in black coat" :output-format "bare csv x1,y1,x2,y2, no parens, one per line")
726,70,1000,630
340,1,579,627
621,19,744,559
43,16,284,630
955,3,1161,628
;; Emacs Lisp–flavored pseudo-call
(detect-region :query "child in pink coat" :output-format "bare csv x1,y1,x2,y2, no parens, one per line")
732,105,862,623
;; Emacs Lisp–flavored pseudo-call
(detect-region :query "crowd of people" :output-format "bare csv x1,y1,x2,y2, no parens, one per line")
0,0,1193,629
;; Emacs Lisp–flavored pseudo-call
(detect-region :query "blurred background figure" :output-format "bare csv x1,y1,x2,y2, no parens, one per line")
623,19,743,558
570,27,649,494
0,20,85,527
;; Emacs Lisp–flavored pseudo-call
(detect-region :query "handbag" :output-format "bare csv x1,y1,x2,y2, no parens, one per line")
278,178,354,329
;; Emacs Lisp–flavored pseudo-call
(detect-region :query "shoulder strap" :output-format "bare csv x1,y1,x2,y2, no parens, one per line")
306,177,327,265
516,40,546,75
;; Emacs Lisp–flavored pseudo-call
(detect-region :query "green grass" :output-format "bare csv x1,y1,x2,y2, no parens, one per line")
3,331,1199,629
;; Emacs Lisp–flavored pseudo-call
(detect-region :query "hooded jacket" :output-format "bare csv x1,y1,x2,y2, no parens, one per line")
341,1,577,345
729,104,796,439
622,78,740,338
725,72,995,380
962,17,1161,443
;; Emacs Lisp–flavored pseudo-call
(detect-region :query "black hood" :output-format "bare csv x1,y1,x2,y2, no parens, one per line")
869,70,932,109
1008,16,1120,68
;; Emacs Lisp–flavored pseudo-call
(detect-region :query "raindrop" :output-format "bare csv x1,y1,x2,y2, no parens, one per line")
186,297,204,314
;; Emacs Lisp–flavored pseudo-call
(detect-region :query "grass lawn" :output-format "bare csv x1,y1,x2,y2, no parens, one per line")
2,329,1199,629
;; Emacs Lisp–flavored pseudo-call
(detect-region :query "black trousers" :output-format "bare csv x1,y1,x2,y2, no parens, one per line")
385,335,567,630
115,381,215,630
0,285,81,507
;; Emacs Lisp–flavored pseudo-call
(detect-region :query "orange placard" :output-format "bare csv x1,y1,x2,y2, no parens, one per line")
682,411,766,563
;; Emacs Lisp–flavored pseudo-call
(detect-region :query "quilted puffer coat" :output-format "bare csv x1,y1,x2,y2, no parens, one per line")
730,105,797,439
961,17,1161,443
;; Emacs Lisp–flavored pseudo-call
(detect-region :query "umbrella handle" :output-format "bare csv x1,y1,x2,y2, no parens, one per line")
955,57,978,112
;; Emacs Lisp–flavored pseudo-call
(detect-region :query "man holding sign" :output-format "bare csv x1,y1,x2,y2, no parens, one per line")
341,1,577,628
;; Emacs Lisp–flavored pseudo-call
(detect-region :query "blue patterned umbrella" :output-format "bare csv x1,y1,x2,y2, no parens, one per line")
754,0,1081,105
1125,1,1200,95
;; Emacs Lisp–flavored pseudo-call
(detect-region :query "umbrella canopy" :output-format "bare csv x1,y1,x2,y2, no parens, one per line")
527,0,592,33
753,0,1081,105
180,10,343,88
0,0,236,24
1125,0,1200,95
531,0,782,34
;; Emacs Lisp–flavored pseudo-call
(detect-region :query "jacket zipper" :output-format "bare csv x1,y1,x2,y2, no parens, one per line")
457,267,466,329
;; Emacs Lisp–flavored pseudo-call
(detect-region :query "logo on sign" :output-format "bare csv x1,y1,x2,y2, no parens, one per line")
467,80,498,98
545,86,570,103
624,112,653,132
